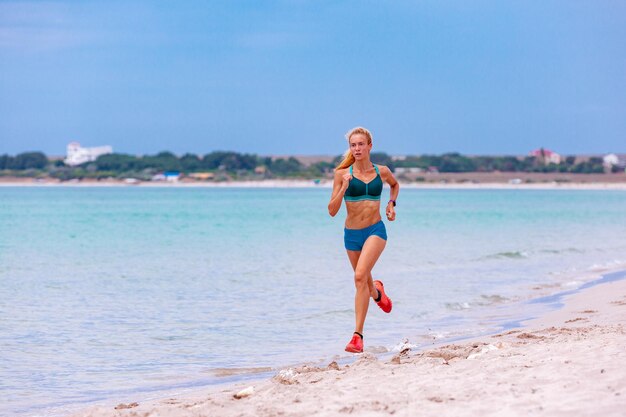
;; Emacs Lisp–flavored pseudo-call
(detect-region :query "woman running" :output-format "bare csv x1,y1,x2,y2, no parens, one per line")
328,127,399,353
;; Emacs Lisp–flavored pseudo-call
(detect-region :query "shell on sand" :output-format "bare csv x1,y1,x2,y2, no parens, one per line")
233,386,254,399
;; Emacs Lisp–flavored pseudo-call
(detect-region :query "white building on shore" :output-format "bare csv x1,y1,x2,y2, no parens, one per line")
603,153,626,170
529,148,561,164
65,142,113,166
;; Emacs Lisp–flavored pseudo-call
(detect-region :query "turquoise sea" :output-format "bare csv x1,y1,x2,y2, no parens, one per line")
1,186,626,416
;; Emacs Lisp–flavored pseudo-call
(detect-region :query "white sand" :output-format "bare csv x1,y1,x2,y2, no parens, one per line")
2,179,626,190
72,278,626,417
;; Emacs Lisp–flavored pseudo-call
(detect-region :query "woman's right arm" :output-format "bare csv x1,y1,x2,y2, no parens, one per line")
328,170,349,217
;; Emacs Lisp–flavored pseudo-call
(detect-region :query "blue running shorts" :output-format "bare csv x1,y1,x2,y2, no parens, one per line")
344,220,387,251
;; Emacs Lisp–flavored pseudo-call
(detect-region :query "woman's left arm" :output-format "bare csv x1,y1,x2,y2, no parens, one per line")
381,166,399,221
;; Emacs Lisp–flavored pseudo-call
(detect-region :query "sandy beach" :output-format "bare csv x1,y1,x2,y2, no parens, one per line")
70,275,626,417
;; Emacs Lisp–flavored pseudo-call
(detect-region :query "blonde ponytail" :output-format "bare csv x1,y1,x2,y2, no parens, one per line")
335,149,355,171
335,126,373,171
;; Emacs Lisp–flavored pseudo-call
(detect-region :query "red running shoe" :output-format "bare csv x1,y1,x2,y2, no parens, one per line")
374,280,392,313
345,333,363,353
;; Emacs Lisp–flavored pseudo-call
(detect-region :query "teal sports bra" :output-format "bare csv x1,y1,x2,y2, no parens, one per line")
344,164,383,202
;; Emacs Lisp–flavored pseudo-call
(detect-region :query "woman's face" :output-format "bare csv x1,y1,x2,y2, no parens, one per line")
349,133,372,161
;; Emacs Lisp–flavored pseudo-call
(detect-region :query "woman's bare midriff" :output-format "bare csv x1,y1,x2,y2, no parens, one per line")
345,200,382,229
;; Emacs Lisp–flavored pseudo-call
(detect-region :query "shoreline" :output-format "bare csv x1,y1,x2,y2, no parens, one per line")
69,269,626,417
1,179,626,190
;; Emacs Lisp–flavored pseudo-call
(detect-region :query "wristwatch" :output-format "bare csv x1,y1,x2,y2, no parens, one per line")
388,199,396,207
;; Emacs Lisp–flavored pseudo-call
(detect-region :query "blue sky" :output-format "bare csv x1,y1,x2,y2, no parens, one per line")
1,1,625,156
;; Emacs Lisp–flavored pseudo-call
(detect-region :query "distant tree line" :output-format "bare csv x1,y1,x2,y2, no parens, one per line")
0,152,48,170
89,151,331,178
391,153,608,174
0,151,336,180
0,150,616,180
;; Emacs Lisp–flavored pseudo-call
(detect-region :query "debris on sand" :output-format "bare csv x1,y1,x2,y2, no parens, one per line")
233,386,254,399
114,402,138,410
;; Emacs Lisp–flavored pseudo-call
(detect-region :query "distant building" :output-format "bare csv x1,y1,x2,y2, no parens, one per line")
603,153,626,169
151,172,180,182
164,171,180,182
65,142,113,166
529,148,561,164
188,172,215,180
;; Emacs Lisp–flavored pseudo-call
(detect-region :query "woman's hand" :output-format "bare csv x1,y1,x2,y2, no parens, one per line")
341,172,352,191
386,202,396,221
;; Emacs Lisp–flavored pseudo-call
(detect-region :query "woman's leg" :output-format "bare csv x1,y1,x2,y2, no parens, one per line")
346,251,379,300
351,236,386,334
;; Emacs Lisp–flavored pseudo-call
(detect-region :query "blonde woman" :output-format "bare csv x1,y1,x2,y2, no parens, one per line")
328,127,400,353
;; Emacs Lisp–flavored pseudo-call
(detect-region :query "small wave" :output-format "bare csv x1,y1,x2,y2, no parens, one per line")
492,251,528,259
540,249,559,254
390,338,418,352
444,301,471,311
445,294,510,311
478,294,509,305
588,260,626,273
539,247,584,255
426,330,450,340
476,251,529,261
478,247,586,262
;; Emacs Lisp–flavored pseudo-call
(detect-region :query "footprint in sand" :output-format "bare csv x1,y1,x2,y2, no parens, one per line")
517,333,544,340
565,317,588,323
162,399,180,405
114,402,138,410
427,396,444,403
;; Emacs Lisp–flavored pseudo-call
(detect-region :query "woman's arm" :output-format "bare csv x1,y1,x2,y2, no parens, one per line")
328,169,351,217
380,166,399,221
